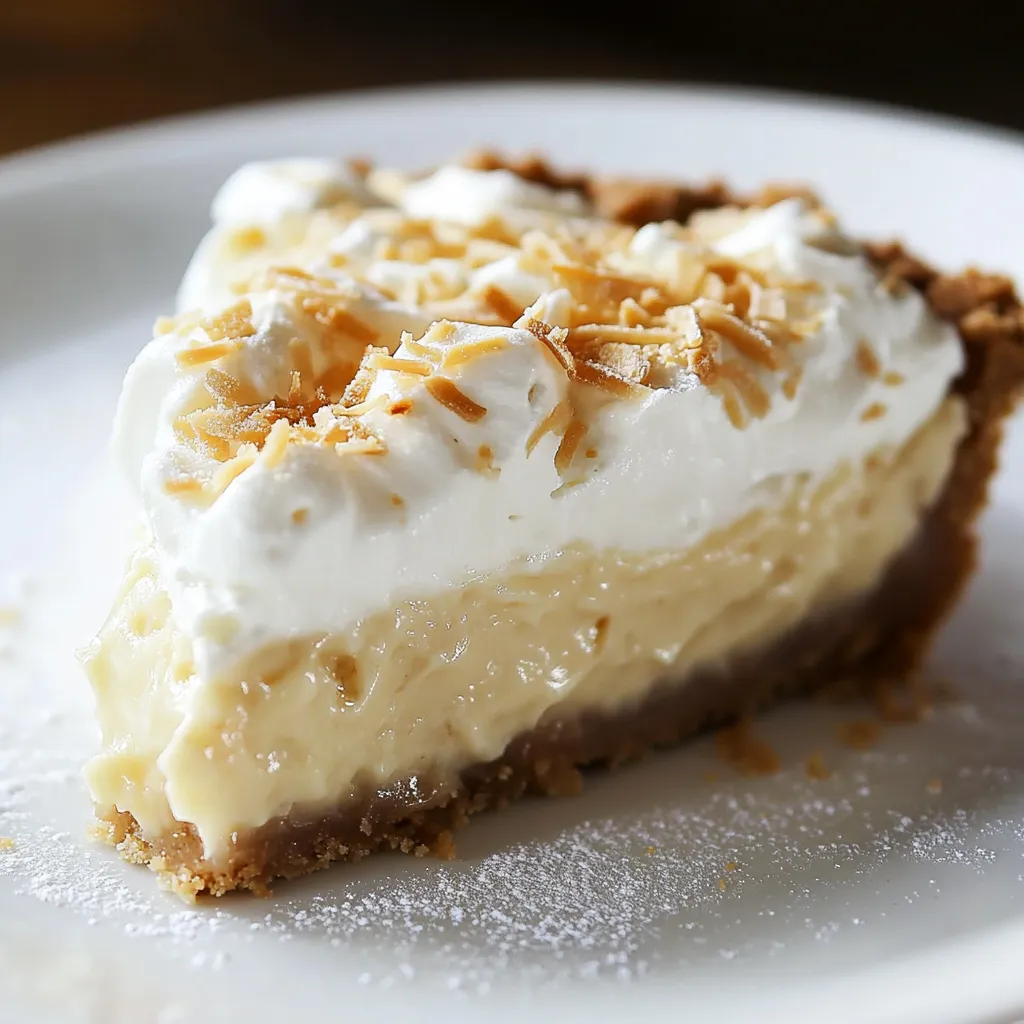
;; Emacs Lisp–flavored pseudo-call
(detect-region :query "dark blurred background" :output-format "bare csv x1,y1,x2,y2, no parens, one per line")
2,0,1021,155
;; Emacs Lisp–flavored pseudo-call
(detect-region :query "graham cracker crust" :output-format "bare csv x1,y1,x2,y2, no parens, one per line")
96,157,1024,898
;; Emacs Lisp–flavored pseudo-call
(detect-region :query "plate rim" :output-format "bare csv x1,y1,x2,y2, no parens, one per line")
1,79,1023,197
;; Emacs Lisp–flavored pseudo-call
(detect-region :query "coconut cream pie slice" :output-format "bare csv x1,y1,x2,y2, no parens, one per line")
83,154,1024,898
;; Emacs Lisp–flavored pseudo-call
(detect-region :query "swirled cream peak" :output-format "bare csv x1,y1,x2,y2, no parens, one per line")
117,163,964,678
396,165,590,225
210,158,374,225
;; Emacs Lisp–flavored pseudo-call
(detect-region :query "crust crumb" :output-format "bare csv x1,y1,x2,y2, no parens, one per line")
805,752,831,780
837,720,880,750
475,444,499,478
715,721,780,775
856,339,881,378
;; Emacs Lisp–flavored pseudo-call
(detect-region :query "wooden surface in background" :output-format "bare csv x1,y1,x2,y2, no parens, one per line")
2,1,1022,156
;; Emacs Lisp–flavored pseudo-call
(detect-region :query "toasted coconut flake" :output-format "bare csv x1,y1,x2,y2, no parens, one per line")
553,262,654,309
301,297,380,344
697,305,780,370
231,226,267,252
883,370,905,386
717,361,770,419
291,508,309,525
210,443,259,497
554,418,588,473
368,354,433,376
526,399,572,455
390,493,405,507
470,215,521,247
723,279,754,319
186,419,233,460
572,358,647,398
637,287,672,316
782,368,803,400
202,300,256,343
164,476,206,498
855,339,881,378
217,406,274,446
568,324,678,346
475,444,500,478
430,321,459,343
320,422,353,445
686,343,718,384
860,402,887,422
481,284,522,324
699,271,727,302
549,476,587,498
720,385,748,429
260,419,292,469
424,376,488,422
617,297,652,327
442,335,510,368
155,316,177,336
584,446,598,459
388,398,414,416
336,435,387,457
584,342,652,384
176,338,244,368
342,346,387,407
331,394,389,418
753,317,802,347
523,318,575,374
705,256,768,287
203,367,257,405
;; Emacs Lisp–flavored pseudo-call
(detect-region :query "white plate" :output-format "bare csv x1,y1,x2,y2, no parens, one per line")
2,83,1024,1024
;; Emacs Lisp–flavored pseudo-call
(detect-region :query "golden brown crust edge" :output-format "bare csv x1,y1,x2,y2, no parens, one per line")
95,156,1024,899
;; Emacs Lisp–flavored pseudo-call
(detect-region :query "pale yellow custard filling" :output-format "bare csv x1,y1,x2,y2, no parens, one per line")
84,398,965,859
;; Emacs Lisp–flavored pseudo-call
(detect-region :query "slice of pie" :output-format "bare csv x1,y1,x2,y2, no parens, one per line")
83,153,1024,898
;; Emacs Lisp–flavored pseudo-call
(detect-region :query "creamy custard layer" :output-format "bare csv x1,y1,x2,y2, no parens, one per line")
84,397,965,859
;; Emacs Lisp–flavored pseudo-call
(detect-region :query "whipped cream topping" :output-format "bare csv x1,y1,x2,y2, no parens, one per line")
210,158,374,226
115,162,965,680
397,165,589,225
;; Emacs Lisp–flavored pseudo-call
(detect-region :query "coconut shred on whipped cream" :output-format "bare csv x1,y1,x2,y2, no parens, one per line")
82,153,990,899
